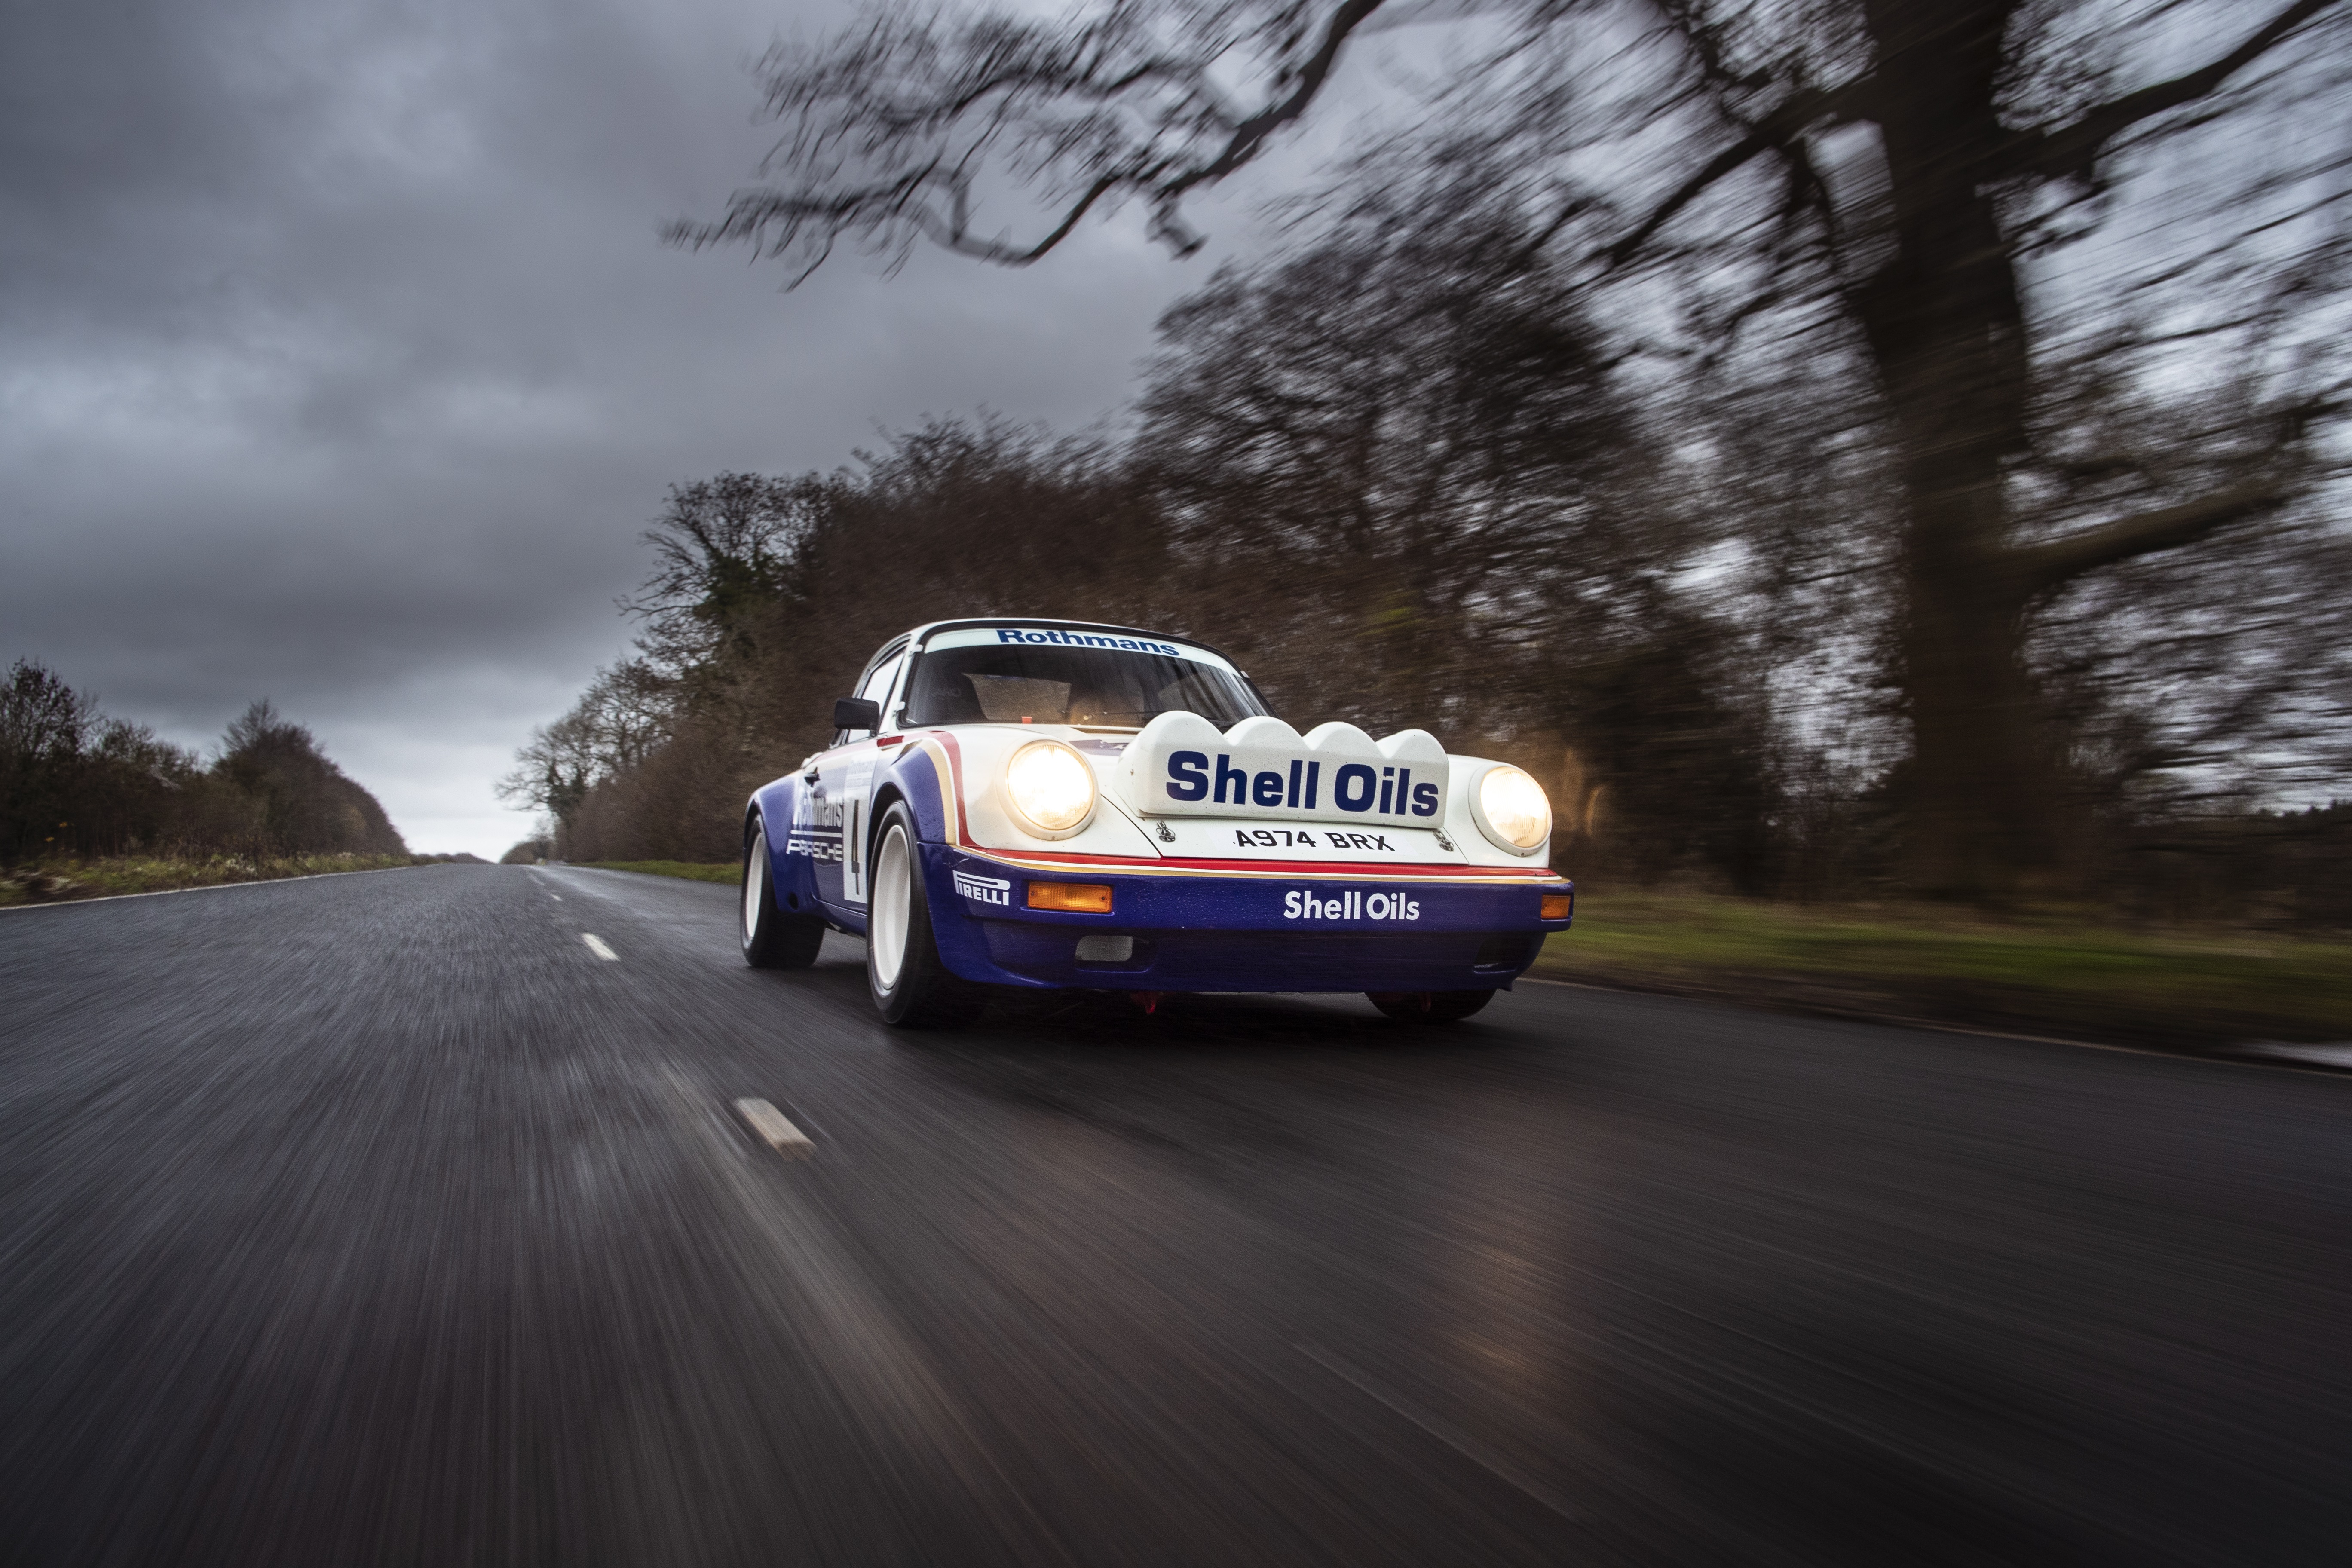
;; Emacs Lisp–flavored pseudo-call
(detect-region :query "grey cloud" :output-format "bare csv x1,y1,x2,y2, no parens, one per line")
1,0,1253,854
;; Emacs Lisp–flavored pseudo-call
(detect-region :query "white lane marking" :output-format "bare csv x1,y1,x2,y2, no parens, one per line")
550,894,563,900
733,1097,816,1159
0,864,426,912
2242,1041,2352,1069
656,1069,1066,1557
581,933,619,961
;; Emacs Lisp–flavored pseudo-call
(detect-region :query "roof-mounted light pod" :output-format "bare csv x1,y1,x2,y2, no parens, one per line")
1472,765,1552,855
1003,739,1098,839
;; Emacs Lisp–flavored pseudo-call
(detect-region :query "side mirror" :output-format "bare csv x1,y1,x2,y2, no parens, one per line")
833,697,882,733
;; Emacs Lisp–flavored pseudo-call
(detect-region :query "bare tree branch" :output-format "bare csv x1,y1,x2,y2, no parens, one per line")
1160,0,1391,204
2012,477,2290,594
1601,83,1853,268
668,0,1396,275
2000,0,2339,182
924,170,1133,263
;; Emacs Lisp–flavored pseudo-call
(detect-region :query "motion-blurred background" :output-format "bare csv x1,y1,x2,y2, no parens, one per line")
522,0,2352,905
513,0,2352,1045
6,0,2349,1041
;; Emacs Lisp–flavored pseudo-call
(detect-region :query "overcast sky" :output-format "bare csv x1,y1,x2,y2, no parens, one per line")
0,0,1345,856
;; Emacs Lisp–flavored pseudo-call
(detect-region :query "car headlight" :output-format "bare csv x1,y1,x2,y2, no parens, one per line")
1003,740,1097,838
1473,765,1551,854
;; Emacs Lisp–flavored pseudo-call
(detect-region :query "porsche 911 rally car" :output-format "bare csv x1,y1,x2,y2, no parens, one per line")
738,619,1573,1026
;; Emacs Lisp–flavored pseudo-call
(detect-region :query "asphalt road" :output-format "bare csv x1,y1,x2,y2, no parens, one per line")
3,863,2348,1567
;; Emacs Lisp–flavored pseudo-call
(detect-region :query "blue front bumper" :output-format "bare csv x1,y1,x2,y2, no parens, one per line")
924,845,1572,993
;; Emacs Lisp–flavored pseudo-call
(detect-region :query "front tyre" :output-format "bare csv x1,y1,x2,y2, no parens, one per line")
866,801,986,1028
1367,989,1495,1024
741,821,824,969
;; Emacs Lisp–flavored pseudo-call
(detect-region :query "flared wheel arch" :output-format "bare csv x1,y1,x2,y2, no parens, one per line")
740,808,825,969
864,795,986,1027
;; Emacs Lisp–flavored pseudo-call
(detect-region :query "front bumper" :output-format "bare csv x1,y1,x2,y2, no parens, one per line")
925,844,1572,993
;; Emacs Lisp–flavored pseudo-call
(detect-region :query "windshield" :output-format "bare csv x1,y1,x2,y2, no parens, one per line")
905,641,1264,729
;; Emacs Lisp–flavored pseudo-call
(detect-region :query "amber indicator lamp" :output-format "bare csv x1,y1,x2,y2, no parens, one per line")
1028,881,1114,913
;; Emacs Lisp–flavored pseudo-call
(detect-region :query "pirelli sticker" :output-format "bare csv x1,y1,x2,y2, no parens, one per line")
952,869,1012,906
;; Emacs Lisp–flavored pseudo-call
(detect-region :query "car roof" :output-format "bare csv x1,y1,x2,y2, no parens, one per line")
857,618,1248,683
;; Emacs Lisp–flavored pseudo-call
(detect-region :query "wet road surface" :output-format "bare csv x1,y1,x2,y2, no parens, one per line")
3,862,2348,1565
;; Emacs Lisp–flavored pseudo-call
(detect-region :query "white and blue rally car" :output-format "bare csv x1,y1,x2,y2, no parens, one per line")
739,619,1573,1026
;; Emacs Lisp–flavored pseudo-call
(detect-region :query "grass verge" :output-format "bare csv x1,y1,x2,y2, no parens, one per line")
1534,890,2352,1048
0,853,432,907
573,860,741,885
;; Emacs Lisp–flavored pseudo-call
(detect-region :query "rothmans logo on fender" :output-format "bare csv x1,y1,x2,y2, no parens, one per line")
1284,889,1421,922
952,869,1012,905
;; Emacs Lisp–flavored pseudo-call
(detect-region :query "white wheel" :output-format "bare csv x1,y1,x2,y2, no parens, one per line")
870,821,913,989
742,829,769,945
862,799,984,1027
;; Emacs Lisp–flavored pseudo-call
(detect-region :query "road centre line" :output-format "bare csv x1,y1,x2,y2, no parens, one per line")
581,933,618,961
733,1098,815,1159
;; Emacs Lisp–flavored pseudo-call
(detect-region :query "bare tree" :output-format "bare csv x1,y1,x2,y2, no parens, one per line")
496,659,679,827
674,0,2351,895
1134,173,1702,727
215,701,407,856
624,472,821,675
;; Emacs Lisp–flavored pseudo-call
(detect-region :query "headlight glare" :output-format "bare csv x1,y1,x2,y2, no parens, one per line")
1476,765,1551,853
1004,740,1096,837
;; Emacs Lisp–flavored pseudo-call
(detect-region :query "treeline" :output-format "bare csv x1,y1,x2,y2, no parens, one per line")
514,199,2350,924
499,836,553,865
1,660,407,864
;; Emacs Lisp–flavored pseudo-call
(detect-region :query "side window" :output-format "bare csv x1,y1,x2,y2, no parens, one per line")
858,655,903,705
845,654,903,739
